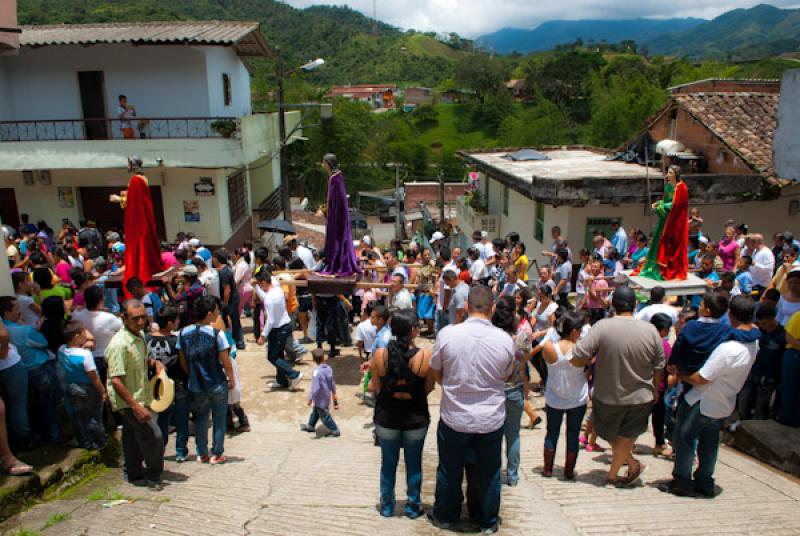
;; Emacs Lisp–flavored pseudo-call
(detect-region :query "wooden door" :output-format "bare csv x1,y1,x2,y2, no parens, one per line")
79,186,166,241
0,188,19,228
78,71,108,140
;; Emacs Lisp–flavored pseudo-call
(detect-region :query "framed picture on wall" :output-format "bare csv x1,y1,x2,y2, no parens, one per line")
22,170,34,185
183,200,200,222
57,186,75,208
39,170,52,185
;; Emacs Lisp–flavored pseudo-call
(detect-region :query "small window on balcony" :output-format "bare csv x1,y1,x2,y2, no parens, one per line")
222,73,232,106
228,171,248,225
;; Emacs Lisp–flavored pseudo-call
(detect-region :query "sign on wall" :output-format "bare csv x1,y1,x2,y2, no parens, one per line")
57,186,75,208
183,200,200,222
194,177,215,197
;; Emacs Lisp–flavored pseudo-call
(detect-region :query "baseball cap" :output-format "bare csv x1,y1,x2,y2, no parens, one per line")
698,235,709,245
180,264,198,276
188,238,201,247
481,230,488,239
442,266,458,277
282,234,298,245
431,231,445,243
361,235,372,246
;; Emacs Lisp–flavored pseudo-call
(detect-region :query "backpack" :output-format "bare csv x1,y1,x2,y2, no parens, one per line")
180,327,226,393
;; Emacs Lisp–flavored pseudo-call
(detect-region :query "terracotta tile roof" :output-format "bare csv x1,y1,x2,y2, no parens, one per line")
675,92,779,177
19,21,269,56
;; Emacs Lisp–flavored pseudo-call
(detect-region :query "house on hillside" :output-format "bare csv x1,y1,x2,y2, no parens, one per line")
0,20,301,248
404,87,433,110
456,78,798,267
505,79,527,101
327,84,398,110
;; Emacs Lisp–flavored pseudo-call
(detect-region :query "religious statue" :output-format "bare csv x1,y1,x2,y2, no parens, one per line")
633,165,689,281
319,153,361,276
110,156,164,296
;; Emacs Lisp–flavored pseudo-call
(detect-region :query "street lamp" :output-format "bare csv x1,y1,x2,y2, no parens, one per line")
277,52,325,224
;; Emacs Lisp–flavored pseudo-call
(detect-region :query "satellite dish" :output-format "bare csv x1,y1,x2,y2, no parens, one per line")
655,139,685,156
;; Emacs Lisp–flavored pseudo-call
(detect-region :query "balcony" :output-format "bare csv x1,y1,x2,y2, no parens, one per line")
0,117,239,142
456,195,501,236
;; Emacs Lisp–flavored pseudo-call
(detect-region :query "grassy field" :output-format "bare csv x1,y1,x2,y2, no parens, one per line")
416,104,499,152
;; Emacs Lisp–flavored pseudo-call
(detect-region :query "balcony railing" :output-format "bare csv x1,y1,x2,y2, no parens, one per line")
456,195,501,236
0,117,239,142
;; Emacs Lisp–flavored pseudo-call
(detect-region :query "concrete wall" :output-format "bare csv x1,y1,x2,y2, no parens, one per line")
205,47,252,118
403,182,462,209
0,166,247,245
648,107,752,175
0,44,252,123
775,69,800,181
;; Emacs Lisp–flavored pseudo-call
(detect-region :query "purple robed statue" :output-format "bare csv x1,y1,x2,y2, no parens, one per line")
320,153,361,276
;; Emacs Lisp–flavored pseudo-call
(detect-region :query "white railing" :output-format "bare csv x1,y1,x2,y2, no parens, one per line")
456,195,500,236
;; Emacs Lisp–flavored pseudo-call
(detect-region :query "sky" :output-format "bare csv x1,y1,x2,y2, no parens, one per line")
284,0,800,37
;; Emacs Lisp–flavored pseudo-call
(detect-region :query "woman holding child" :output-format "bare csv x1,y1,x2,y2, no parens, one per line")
371,309,434,519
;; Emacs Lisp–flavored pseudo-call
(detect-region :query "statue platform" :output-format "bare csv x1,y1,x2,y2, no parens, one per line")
622,271,709,297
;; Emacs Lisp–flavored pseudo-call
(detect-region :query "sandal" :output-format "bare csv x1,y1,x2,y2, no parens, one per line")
526,416,543,429
617,461,647,488
4,460,33,476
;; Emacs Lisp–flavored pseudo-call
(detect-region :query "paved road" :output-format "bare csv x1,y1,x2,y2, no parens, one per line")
4,332,800,535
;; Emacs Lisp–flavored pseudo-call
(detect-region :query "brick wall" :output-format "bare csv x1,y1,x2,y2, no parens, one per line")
649,107,753,175
404,182,463,209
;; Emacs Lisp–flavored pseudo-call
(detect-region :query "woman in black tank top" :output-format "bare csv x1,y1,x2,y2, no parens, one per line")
371,310,433,519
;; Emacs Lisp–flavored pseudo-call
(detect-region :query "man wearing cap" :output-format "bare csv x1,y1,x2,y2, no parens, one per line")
189,238,212,264
166,265,207,328
107,300,166,490
572,286,665,487
430,231,446,256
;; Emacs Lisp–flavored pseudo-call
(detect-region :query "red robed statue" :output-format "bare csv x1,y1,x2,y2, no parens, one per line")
111,156,163,297
657,166,689,280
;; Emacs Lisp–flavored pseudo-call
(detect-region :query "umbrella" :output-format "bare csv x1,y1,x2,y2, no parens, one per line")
257,219,296,234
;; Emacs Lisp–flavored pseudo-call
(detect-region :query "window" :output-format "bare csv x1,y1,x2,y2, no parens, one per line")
503,185,509,216
227,172,248,225
535,201,544,243
222,73,232,106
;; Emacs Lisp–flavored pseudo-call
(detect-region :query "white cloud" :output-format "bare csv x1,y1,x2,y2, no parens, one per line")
284,0,800,36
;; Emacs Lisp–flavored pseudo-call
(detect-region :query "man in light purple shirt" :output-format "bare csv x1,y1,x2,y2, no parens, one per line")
428,286,514,533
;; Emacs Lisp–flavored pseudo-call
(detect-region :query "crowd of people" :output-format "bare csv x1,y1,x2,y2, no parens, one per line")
3,208,800,533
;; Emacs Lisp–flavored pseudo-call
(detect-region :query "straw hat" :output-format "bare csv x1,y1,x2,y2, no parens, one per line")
149,369,175,413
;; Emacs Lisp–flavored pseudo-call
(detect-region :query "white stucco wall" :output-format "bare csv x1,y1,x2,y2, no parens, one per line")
204,47,252,118
0,44,253,124
0,167,248,246
775,69,800,181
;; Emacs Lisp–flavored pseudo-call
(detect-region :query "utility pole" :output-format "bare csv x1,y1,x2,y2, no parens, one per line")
394,165,401,240
438,170,445,230
276,49,291,224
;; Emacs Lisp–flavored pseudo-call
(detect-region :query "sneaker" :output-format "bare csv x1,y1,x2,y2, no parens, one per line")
290,372,304,390
658,479,696,497
175,454,187,463
197,454,210,464
426,510,453,530
147,481,163,491
329,429,341,437
210,455,226,465
728,420,740,433
300,424,315,433
585,443,604,453
238,424,251,433
481,525,499,535
267,382,284,391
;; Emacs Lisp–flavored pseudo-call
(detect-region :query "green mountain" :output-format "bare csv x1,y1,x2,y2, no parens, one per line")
645,4,800,60
17,0,469,86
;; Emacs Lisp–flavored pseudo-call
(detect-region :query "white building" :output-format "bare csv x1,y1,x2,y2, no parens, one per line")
0,21,300,248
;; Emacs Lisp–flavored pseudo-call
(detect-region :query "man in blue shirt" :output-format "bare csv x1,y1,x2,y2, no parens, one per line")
691,255,720,309
369,305,392,354
0,296,61,444
610,219,628,257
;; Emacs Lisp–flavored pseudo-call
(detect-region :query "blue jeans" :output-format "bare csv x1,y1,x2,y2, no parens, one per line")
435,309,449,333
268,323,299,387
28,361,62,444
433,420,503,530
780,349,800,427
375,424,428,518
0,361,30,441
672,399,724,494
191,383,228,457
158,384,190,457
545,404,588,453
503,386,524,484
66,382,107,449
307,406,338,432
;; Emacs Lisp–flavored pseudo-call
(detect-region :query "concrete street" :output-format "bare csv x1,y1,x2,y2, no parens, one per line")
4,328,800,535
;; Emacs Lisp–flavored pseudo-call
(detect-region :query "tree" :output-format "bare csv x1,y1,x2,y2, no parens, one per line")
455,53,509,109
411,104,439,131
498,99,572,147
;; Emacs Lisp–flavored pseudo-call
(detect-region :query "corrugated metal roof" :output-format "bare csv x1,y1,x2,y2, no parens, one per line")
19,21,270,57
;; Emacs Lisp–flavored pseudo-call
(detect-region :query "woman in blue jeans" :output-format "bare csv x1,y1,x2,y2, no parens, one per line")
492,296,529,486
541,311,588,479
370,310,433,518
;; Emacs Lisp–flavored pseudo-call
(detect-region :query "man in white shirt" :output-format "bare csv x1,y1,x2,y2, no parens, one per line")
285,235,316,270
635,286,678,325
389,273,414,310
468,247,487,284
71,285,123,382
435,248,456,332
254,269,303,390
749,234,775,298
662,295,758,498
195,258,220,299
429,285,514,533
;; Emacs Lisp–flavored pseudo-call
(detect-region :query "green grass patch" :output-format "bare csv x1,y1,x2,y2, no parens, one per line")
86,488,130,502
416,104,498,152
402,34,464,61
42,512,69,529
8,529,41,536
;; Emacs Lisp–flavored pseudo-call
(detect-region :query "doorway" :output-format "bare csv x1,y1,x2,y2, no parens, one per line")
0,188,20,228
79,186,166,241
78,71,108,140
